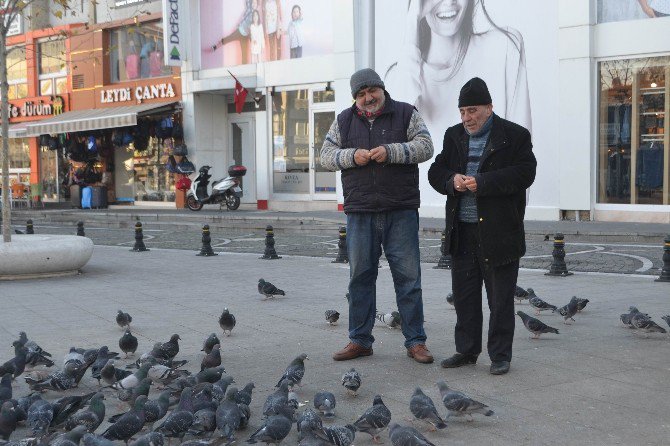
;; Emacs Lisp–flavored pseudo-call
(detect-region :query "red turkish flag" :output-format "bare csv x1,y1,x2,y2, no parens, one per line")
234,80,248,114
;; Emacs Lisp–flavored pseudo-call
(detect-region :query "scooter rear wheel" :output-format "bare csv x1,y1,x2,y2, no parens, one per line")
187,195,204,211
226,195,241,211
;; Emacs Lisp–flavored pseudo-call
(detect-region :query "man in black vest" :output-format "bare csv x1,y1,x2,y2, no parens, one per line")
428,77,536,375
321,68,435,364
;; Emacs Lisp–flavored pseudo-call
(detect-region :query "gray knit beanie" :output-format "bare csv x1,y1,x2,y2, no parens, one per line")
350,68,385,98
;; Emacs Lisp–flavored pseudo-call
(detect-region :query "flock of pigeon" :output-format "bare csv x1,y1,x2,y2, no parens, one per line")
0,278,500,446
447,285,670,339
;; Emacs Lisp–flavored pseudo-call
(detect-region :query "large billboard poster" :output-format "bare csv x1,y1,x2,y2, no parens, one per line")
375,0,559,211
200,0,334,70
598,0,670,23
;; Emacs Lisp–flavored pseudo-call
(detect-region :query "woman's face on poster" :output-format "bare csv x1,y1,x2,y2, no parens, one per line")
420,0,469,37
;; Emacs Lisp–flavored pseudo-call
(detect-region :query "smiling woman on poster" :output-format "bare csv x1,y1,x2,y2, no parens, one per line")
385,0,531,136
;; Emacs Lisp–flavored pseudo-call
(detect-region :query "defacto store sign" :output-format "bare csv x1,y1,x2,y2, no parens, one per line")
162,0,186,67
100,83,176,104
8,96,65,120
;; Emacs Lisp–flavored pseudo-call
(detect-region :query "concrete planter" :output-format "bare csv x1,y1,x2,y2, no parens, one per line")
0,235,94,280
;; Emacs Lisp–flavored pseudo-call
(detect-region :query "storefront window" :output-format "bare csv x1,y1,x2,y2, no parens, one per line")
272,89,310,193
7,46,27,100
313,89,335,103
132,135,175,202
109,21,172,83
598,56,670,205
9,138,30,169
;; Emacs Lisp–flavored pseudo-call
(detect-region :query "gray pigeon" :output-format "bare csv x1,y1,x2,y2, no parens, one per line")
101,396,147,443
375,310,401,329
16,332,54,368
155,334,181,360
409,388,447,430
195,365,226,384
352,395,391,443
100,360,132,386
276,353,308,388
631,314,667,333
154,387,195,441
514,285,529,302
620,307,648,327
575,297,589,312
341,368,361,396
557,296,579,324
27,397,54,436
64,393,105,432
119,331,138,358
297,408,323,439
91,347,120,384
313,392,336,418
314,424,356,446
215,387,241,443
50,425,88,446
0,401,18,440
188,408,217,436
81,433,117,446
388,422,436,446
24,361,81,392
200,345,221,371
235,383,255,406
526,288,557,315
0,374,12,402
246,412,293,444
263,381,290,418
144,390,171,423
516,311,560,339
145,361,190,386
118,377,152,405
662,315,670,328
446,293,454,306
212,376,236,403
325,310,340,325
0,344,27,380
51,392,97,427
116,310,132,329
258,279,286,299
218,308,236,336
128,431,164,446
201,334,221,355
436,381,493,419
110,363,151,390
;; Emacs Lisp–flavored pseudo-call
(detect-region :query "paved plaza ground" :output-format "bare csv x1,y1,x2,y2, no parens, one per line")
1,244,669,445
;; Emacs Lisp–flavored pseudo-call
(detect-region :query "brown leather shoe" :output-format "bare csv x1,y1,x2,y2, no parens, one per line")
407,344,434,364
332,342,373,361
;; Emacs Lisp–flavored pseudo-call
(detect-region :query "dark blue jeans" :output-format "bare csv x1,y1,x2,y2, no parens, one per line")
346,209,427,349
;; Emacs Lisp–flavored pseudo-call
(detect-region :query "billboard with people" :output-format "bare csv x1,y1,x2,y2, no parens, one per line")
200,0,334,69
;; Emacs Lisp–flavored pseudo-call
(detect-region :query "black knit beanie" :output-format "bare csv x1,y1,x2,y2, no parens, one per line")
350,68,385,98
458,77,492,107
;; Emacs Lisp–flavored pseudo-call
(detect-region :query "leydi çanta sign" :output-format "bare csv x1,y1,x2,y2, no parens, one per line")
100,82,177,104
162,0,186,67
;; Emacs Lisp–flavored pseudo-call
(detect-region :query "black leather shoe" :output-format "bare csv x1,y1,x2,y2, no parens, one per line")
490,361,510,375
440,353,478,368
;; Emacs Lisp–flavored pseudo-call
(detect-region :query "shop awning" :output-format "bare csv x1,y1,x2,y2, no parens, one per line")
0,122,29,138
24,102,179,136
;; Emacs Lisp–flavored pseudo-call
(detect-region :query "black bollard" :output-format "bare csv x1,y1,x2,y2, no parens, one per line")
545,233,572,276
332,226,349,263
26,219,34,234
196,224,218,256
433,230,453,269
260,225,281,259
76,221,85,237
130,221,149,252
655,235,670,283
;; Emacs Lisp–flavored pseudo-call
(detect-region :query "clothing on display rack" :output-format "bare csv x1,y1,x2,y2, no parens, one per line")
636,142,664,190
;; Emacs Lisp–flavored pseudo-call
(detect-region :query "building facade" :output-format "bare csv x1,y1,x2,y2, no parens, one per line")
177,0,670,222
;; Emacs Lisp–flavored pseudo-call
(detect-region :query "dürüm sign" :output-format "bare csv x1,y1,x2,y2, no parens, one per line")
8,96,65,120
100,82,176,104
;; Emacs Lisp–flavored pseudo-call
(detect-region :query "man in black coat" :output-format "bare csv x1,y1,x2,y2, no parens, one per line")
428,77,536,375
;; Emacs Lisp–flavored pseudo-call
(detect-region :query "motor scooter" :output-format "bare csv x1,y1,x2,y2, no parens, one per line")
186,165,246,211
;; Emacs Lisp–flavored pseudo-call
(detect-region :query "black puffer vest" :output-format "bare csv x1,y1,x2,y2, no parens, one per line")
338,96,419,213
